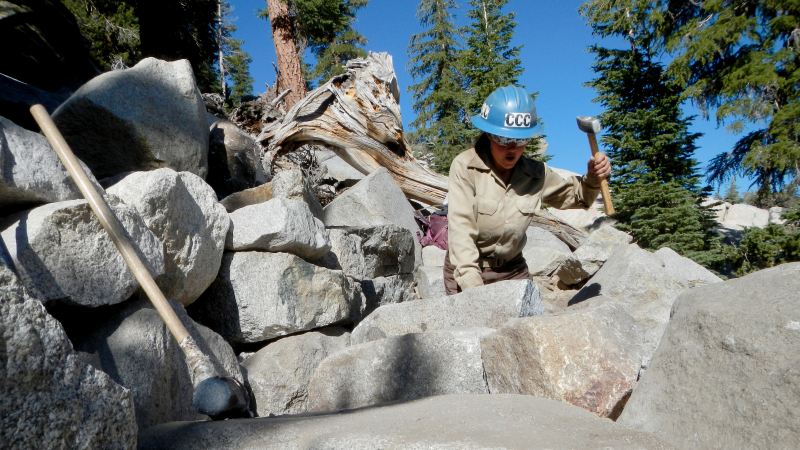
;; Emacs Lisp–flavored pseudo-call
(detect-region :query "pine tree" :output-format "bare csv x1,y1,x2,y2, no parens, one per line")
580,0,800,206
406,0,467,173
724,177,743,204
582,9,724,269
216,1,254,107
460,0,524,118
61,0,140,71
309,27,368,85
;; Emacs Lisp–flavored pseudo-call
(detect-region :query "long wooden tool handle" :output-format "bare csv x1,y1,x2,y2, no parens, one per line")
30,105,191,344
587,133,615,216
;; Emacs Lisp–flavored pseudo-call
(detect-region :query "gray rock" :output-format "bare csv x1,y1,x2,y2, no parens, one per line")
241,327,350,417
206,120,268,199
548,196,613,231
360,274,416,313
769,206,786,224
421,245,447,267
188,252,361,344
225,197,330,260
219,182,273,213
482,298,644,418
138,394,674,450
318,149,365,181
52,58,209,179
0,197,164,307
322,167,421,268
0,116,104,214
724,203,770,228
414,265,446,299
0,266,137,450
271,169,323,220
106,169,229,306
307,327,493,412
555,225,632,285
522,226,573,276
318,225,415,279
72,296,242,430
351,280,543,345
618,263,800,449
654,247,722,287
571,244,688,366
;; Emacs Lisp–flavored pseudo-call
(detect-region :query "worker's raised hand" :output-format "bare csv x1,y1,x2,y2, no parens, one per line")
587,152,611,180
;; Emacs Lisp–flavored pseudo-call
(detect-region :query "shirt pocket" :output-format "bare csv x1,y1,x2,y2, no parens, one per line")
477,196,499,215
515,195,540,215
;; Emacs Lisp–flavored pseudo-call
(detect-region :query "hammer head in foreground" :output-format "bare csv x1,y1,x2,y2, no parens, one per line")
576,116,602,135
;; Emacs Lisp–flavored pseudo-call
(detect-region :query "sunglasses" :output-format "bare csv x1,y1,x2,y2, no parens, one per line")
488,134,529,147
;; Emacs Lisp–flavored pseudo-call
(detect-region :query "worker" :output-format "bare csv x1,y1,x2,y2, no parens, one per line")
444,85,611,295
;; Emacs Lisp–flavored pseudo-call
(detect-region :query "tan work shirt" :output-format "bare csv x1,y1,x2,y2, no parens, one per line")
448,145,601,291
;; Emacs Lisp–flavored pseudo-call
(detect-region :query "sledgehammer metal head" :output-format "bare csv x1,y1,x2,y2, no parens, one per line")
576,116,602,135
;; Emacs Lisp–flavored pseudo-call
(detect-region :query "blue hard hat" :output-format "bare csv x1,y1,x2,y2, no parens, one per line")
470,85,543,139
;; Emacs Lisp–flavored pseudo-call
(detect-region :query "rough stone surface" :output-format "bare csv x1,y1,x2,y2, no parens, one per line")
138,394,674,450
0,197,164,307
524,226,573,254
69,296,242,430
225,197,330,260
307,328,493,412
482,298,645,418
555,225,633,285
421,245,447,267
241,327,350,417
654,247,722,287
188,252,361,344
106,169,229,306
547,195,613,231
0,266,137,450
351,280,543,345
769,206,786,224
271,169,323,220
317,149,365,181
219,182,272,213
724,203,770,228
570,244,688,366
206,120,268,199
52,58,209,179
0,116,103,214
360,274,416,313
524,246,570,276
317,225,415,279
415,265,445,299
322,167,421,268
618,263,800,449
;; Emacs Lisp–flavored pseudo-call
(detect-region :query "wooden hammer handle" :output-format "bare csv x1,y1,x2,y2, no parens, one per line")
586,133,615,216
30,104,191,344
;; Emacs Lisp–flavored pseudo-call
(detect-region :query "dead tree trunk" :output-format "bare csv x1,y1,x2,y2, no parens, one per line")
259,52,587,247
265,0,306,108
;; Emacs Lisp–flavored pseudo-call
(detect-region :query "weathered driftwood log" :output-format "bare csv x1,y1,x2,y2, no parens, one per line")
258,52,448,205
259,51,586,247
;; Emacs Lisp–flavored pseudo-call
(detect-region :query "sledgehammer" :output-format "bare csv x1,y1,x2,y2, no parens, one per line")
30,105,254,420
576,116,614,216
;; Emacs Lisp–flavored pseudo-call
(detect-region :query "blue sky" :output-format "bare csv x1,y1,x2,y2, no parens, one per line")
228,0,747,193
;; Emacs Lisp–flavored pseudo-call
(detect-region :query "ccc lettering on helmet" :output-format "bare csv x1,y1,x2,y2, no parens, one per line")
504,113,532,128
479,103,490,119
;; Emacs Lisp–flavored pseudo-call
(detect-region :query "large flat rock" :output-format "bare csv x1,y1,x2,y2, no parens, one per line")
52,58,209,179
482,298,644,418
555,226,632,285
351,280,543,345
0,266,137,450
138,394,673,450
306,327,493,412
0,197,164,307
618,263,800,449
318,224,414,280
187,252,362,344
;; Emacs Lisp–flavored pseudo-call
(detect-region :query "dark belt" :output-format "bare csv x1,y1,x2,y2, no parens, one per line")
477,253,523,269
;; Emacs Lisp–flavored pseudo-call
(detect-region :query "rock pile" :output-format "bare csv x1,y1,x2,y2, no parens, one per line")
3,56,799,450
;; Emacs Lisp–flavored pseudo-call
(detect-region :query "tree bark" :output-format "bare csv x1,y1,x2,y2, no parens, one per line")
265,0,307,108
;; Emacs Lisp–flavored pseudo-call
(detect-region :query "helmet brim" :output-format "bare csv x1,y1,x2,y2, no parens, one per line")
471,115,543,139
